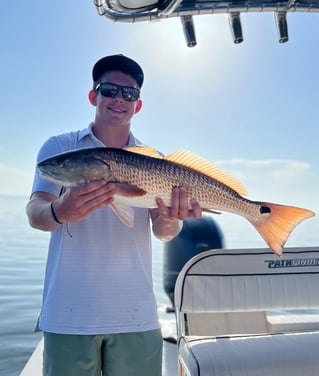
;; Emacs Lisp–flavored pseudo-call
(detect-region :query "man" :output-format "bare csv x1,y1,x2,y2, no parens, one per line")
26,54,202,375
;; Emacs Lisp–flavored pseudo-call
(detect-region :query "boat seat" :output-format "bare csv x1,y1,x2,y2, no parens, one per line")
174,246,319,376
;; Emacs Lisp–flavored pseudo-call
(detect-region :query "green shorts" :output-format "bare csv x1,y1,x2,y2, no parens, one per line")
43,329,163,376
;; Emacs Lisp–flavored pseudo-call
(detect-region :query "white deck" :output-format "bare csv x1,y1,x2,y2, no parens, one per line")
20,339,43,376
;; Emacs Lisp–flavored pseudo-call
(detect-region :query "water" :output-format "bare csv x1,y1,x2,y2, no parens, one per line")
1,195,318,376
0,196,48,376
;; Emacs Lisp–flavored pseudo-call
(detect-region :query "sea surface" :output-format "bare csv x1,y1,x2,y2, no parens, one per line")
1,195,318,376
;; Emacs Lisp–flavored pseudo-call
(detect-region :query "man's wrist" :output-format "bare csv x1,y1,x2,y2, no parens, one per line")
50,202,63,225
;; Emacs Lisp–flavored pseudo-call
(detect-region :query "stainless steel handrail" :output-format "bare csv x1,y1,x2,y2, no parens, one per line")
93,0,319,46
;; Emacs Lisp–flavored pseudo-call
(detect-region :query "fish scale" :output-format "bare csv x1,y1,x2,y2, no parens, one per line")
112,154,251,216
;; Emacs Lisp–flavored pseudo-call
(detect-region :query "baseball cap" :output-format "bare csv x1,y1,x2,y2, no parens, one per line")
92,54,144,88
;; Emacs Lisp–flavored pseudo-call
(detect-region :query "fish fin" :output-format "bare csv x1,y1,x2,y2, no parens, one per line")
115,182,147,197
164,150,247,196
250,203,315,256
110,202,135,228
124,146,163,159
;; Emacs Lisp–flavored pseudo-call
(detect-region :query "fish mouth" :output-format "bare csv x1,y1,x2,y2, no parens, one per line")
39,171,62,183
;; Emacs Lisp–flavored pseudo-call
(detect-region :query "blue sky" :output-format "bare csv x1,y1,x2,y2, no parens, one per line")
1,2,318,246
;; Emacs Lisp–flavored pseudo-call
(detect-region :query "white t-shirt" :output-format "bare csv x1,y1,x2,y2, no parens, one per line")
32,125,160,334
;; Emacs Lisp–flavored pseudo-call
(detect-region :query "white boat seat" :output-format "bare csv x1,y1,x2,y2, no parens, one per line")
174,247,319,376
178,332,319,376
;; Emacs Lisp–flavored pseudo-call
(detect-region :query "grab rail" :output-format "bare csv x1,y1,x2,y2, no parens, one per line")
93,0,319,46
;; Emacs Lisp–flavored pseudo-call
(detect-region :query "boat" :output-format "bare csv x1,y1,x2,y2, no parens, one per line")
93,0,319,46
20,217,319,375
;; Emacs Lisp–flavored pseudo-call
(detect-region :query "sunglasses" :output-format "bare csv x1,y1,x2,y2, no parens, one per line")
95,83,140,102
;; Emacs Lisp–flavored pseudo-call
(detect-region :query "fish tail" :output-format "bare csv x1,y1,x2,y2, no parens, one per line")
250,203,315,256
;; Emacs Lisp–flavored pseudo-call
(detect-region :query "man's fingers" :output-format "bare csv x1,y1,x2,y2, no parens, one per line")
178,187,188,217
190,199,202,218
61,181,117,222
170,187,180,217
170,187,190,219
156,197,169,217
156,187,203,221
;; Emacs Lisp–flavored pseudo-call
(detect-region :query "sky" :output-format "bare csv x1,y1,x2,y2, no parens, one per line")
1,2,318,247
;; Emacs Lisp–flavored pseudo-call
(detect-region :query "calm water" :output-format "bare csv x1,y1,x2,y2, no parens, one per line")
1,195,318,375
0,196,46,376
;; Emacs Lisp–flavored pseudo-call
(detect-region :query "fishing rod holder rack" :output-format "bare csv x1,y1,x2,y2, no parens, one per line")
94,0,319,46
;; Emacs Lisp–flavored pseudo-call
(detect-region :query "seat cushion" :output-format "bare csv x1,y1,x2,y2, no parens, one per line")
179,332,319,376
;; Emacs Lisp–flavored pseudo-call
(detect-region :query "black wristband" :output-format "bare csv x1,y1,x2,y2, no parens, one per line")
50,202,63,224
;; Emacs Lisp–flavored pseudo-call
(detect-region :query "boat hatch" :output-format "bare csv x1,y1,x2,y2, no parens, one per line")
93,0,319,46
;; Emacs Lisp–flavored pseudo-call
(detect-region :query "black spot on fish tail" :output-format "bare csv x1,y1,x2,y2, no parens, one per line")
260,205,271,214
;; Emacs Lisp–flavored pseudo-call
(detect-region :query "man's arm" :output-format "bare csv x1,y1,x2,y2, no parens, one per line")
26,181,117,231
151,187,202,241
26,191,60,231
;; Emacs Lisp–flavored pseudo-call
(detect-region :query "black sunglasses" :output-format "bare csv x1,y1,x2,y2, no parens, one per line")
95,83,140,102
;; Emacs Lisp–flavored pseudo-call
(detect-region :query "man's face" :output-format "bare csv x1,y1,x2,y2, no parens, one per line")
93,70,142,127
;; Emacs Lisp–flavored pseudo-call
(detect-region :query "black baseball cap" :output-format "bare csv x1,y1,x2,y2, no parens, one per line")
92,54,144,88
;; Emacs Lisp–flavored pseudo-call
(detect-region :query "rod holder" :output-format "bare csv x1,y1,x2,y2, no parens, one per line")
275,11,289,43
181,15,197,47
94,0,106,15
228,12,243,44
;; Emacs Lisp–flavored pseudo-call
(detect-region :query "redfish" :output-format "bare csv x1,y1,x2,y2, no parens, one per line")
38,146,315,255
